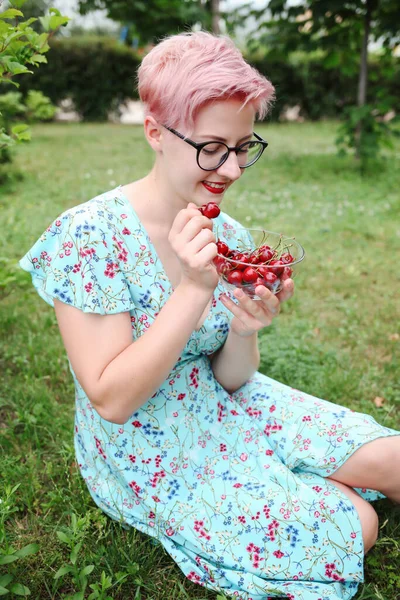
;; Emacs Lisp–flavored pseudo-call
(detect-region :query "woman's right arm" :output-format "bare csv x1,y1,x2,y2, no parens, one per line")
54,204,219,424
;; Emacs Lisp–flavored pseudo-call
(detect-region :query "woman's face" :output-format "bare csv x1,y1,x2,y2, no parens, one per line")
161,98,256,209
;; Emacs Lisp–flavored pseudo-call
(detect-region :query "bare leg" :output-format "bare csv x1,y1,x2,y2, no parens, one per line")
328,479,378,554
328,436,400,503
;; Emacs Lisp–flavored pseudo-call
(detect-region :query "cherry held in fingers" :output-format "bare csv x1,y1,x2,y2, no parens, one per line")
199,202,221,219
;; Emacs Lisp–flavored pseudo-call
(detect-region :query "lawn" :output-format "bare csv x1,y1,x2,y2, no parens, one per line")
0,120,399,599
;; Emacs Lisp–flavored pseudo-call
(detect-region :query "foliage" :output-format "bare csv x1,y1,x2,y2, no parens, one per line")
0,484,40,596
0,0,69,163
24,88,56,121
336,104,400,173
0,89,55,163
0,120,399,599
239,0,400,170
17,36,141,121
16,35,400,123
77,0,212,45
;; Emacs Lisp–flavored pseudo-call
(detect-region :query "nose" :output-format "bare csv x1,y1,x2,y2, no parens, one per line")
215,150,242,181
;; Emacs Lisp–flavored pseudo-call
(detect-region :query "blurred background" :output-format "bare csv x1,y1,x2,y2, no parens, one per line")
1,3,399,599
1,0,399,165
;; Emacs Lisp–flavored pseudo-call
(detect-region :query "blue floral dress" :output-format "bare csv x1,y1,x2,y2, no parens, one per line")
20,186,399,600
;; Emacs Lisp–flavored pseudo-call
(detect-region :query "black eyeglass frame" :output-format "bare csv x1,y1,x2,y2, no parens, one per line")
163,126,268,171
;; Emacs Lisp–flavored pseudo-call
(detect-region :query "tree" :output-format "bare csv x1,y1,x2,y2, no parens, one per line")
243,0,400,168
77,0,212,45
0,0,69,162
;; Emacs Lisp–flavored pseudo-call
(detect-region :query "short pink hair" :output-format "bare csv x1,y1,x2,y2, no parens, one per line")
138,31,275,132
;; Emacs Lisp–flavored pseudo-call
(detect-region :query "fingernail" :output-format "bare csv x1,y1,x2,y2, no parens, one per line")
235,289,244,299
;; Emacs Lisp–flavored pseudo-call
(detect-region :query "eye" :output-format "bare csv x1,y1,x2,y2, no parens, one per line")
201,143,226,155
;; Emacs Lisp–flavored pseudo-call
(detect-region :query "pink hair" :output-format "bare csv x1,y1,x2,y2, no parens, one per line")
137,31,275,132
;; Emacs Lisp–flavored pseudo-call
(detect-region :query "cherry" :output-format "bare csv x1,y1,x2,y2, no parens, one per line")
258,248,275,263
216,240,229,256
213,256,231,275
256,265,271,279
281,266,293,280
255,276,267,287
199,202,220,219
242,266,258,283
281,252,294,264
227,270,243,285
263,272,279,290
268,260,284,276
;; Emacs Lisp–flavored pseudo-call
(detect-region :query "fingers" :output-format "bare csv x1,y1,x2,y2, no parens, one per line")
276,279,294,303
221,294,268,330
221,287,279,329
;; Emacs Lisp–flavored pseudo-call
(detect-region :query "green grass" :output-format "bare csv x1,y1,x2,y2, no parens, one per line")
0,121,399,599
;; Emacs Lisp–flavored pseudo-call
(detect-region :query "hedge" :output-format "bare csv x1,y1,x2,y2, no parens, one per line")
18,37,141,121
16,36,400,122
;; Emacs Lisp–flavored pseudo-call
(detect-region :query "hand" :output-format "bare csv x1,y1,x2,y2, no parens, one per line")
169,202,219,292
220,279,295,337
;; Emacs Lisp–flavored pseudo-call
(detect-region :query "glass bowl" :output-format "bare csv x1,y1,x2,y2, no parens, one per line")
213,227,305,299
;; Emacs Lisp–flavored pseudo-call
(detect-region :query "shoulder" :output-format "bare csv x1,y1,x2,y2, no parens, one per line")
54,187,127,230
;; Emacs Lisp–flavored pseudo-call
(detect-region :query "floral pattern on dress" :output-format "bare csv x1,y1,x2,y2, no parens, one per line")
20,186,400,600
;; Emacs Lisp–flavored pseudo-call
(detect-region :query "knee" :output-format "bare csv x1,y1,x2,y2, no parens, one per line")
362,503,379,554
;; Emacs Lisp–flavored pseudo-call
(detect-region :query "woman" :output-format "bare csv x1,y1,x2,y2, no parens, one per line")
20,31,399,600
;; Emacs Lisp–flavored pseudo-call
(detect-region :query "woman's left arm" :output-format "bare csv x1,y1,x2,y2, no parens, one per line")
210,280,294,394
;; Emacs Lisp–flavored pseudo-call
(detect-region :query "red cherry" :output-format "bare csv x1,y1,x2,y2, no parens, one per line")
281,252,294,264
216,240,229,256
281,266,293,280
248,253,260,264
199,202,220,219
268,260,284,276
255,276,267,287
229,252,248,271
227,270,243,285
256,265,271,279
258,248,275,263
242,267,258,283
213,256,231,275
263,272,279,290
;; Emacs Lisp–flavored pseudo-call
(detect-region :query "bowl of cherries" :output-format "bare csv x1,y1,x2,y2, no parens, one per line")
199,202,305,299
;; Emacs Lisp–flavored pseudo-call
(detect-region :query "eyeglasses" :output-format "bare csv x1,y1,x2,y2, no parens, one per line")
163,126,268,171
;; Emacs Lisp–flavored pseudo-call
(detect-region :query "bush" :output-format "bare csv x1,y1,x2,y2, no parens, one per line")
18,36,141,121
18,36,400,123
251,52,400,121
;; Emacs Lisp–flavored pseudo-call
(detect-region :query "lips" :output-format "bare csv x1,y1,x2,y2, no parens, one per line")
202,181,227,195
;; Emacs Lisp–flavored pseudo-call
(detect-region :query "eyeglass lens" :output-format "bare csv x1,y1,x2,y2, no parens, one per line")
198,140,263,170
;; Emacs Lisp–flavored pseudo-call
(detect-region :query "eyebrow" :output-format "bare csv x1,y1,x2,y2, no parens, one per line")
196,133,253,143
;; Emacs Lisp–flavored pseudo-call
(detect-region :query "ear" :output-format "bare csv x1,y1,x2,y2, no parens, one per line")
143,115,163,152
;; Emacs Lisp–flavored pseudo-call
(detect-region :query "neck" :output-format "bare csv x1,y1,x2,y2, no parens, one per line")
132,164,186,231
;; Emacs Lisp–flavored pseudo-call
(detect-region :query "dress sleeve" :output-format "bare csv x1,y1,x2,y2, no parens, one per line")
19,206,137,315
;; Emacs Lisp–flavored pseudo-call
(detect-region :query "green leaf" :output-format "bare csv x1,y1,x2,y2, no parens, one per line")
0,586,10,596
0,575,13,588
0,9,24,20
14,543,39,559
19,18,37,30
56,531,71,545
0,555,18,565
0,58,31,76
70,542,82,565
54,565,73,579
9,0,29,8
48,15,70,30
8,583,30,597
80,565,94,576
38,16,50,32
29,54,47,65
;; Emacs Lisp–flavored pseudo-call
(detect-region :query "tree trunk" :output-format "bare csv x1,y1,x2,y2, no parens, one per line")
211,0,220,34
355,0,373,159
